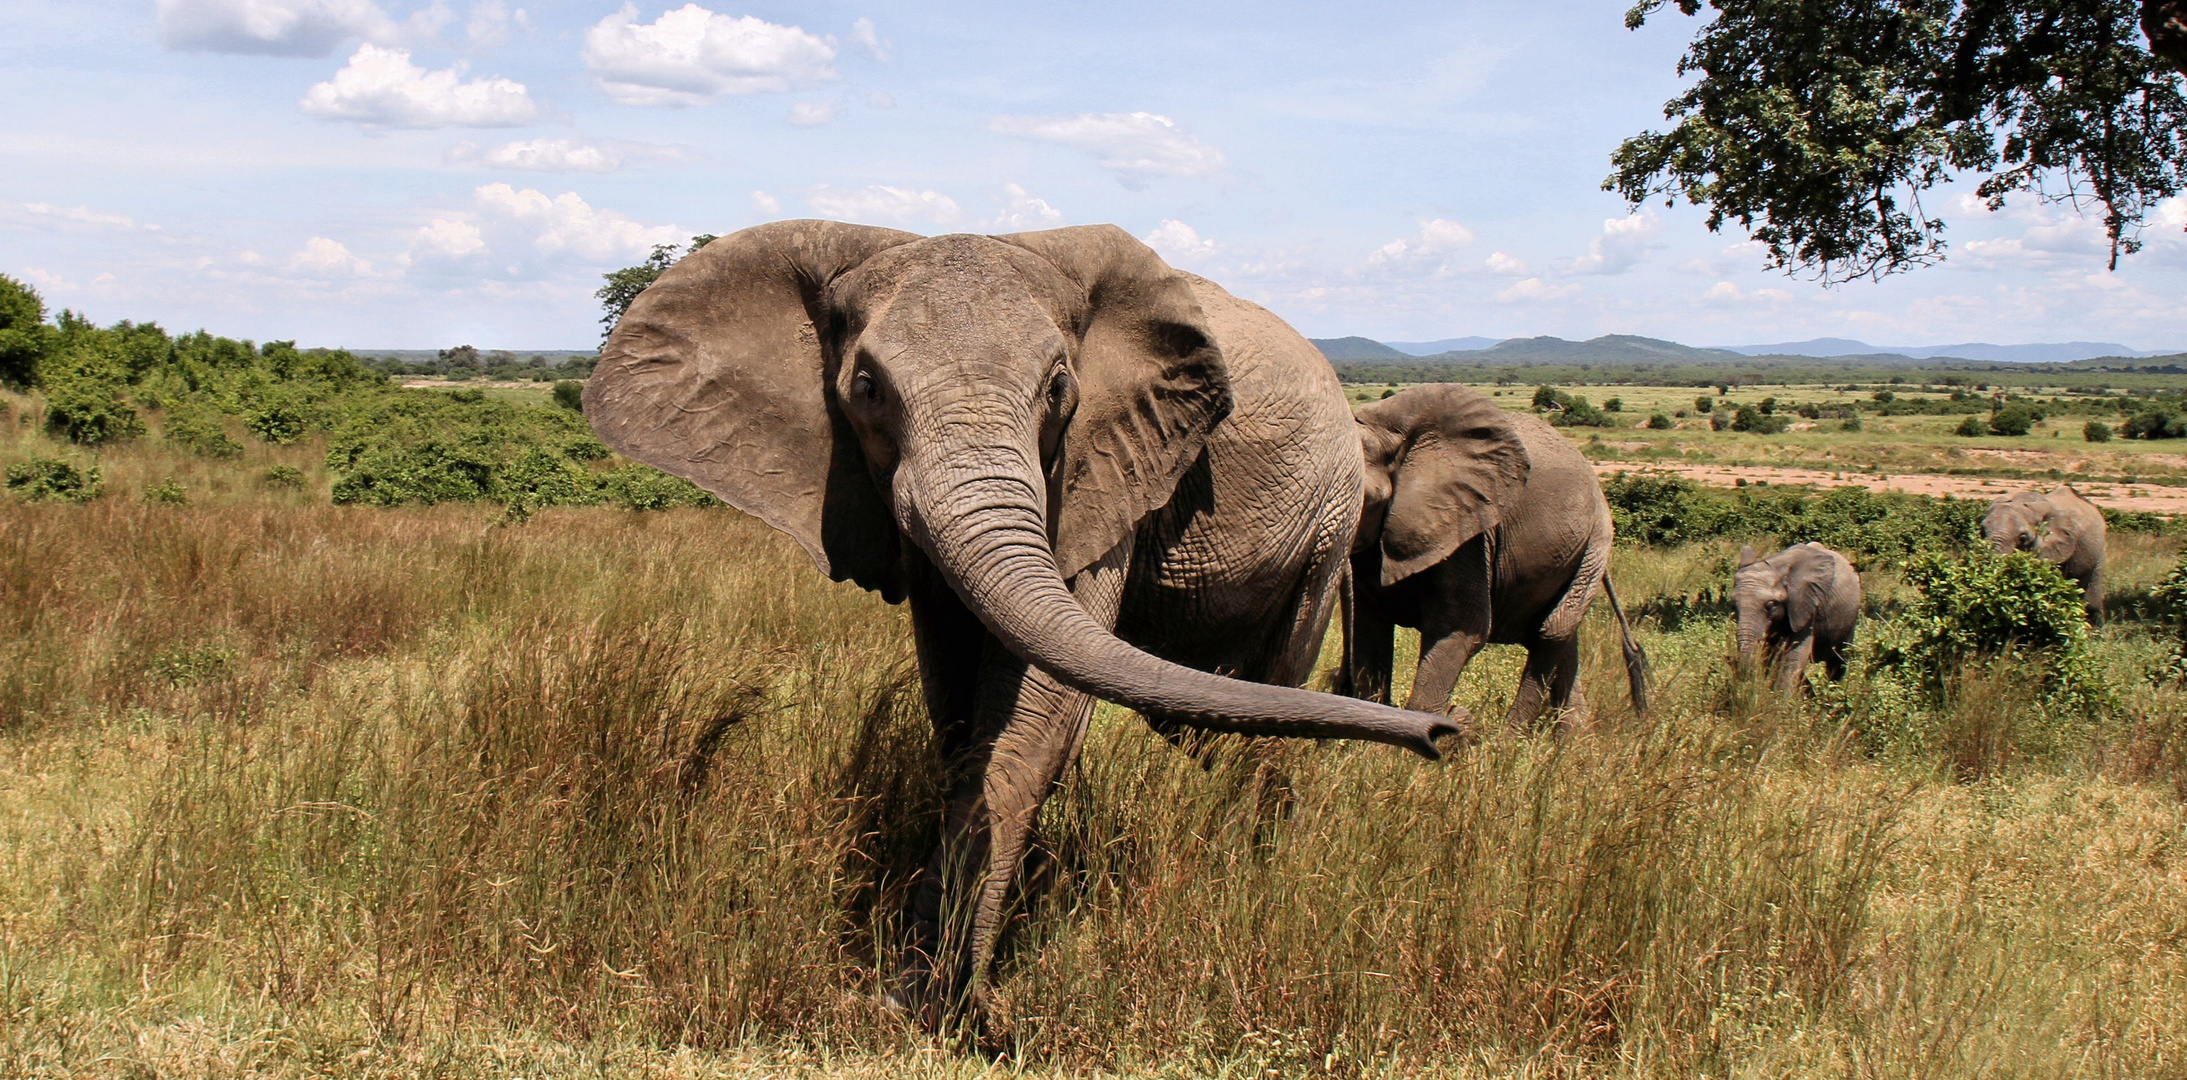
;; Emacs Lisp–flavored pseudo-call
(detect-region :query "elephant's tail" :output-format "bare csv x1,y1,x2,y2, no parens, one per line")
1602,574,1649,719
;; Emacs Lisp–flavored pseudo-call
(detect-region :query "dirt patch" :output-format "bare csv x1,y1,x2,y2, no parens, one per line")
1595,459,2187,513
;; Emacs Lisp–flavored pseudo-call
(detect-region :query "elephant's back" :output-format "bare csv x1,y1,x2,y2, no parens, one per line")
1490,414,1610,641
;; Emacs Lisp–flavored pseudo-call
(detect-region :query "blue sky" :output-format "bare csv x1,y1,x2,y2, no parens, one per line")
6,1,2187,350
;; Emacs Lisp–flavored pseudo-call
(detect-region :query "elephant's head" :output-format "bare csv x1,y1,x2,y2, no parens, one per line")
1732,544,1785,672
585,220,1451,754
1984,495,2067,561
1350,385,1531,586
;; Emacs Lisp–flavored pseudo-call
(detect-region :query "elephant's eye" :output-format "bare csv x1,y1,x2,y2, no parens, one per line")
1047,369,1071,408
852,371,879,403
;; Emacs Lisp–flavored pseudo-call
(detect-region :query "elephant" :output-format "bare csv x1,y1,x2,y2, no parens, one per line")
582,220,1456,1027
1732,542,1862,692
1983,487,2107,620
1340,384,1647,734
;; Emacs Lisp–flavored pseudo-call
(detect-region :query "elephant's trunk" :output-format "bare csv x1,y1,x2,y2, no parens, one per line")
1735,605,1766,672
897,438,1454,758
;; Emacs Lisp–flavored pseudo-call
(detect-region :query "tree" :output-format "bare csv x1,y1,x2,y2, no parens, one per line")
1611,1,2187,281
596,234,718,343
0,274,50,388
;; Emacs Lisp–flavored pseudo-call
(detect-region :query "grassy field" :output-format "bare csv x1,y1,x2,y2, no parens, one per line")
9,391,2187,1077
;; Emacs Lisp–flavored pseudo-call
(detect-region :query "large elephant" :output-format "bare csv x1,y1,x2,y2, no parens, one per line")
1983,487,2107,620
583,220,1454,1025
1341,384,1647,733
1733,542,1861,692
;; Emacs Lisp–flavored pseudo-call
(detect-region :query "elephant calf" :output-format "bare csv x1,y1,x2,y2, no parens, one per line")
1343,384,1647,733
1983,487,2107,621
1733,542,1861,692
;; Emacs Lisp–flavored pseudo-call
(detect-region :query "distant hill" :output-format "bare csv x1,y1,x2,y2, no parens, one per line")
1714,338,2167,363
1460,335,1744,363
1307,336,1408,360
1384,336,1501,355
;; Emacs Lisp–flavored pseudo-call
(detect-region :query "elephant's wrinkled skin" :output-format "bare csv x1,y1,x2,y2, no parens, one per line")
583,220,1455,1027
1983,487,2107,620
1341,385,1647,734
1733,542,1861,692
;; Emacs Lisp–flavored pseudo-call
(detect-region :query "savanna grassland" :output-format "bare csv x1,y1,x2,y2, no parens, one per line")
8,367,2187,1080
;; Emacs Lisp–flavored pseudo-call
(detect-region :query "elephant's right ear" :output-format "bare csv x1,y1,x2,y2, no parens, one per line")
584,220,922,598
1354,385,1529,586
1737,544,1760,569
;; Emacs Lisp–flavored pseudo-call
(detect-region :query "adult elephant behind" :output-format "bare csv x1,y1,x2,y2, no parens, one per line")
584,220,1454,1027
1341,384,1647,734
1983,487,2107,621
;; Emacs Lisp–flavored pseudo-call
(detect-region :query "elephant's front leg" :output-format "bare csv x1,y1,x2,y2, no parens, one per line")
1773,632,1815,694
903,545,1129,1028
1404,543,1492,726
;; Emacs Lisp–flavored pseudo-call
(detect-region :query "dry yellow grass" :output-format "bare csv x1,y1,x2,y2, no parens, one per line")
6,403,2187,1077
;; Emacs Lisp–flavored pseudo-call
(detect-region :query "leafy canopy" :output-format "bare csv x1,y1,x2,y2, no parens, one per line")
1610,0,2187,281
595,234,717,343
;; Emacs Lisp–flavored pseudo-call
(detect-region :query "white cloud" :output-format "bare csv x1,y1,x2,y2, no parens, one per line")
990,112,1224,183
453,137,621,172
850,17,888,61
301,44,537,127
464,0,527,46
751,190,783,215
473,182,678,260
805,185,960,227
1962,210,2111,265
410,217,486,259
1484,250,1527,276
1568,212,1661,275
3,202,154,232
582,3,837,107
1142,219,1217,264
2157,196,2187,231
867,91,896,109
1494,277,1581,303
1366,218,1475,271
987,184,1063,231
786,101,837,126
156,0,394,57
1696,281,1790,306
289,236,374,277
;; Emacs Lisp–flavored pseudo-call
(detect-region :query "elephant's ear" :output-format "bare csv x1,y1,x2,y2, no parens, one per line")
994,225,1233,579
584,219,922,598
1786,556,1834,632
1738,544,1760,569
1355,385,1530,586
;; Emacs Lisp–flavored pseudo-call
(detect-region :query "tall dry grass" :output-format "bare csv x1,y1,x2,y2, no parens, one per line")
6,419,2187,1076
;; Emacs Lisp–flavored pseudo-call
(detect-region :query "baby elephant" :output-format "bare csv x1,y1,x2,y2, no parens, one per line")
1983,487,2107,621
1343,384,1646,734
1732,542,1861,691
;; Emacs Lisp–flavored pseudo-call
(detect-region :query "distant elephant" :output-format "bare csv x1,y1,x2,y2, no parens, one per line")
1983,487,2107,620
1733,542,1862,692
1341,384,1647,733
584,220,1454,1027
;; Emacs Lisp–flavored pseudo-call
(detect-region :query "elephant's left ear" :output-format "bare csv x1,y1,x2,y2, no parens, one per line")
1355,385,1531,585
994,225,1233,579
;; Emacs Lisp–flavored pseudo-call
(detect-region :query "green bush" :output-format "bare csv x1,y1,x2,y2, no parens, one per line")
601,465,718,511
0,274,50,388
42,377,143,445
1602,472,1982,560
1694,396,1713,413
261,465,305,487
142,479,188,505
163,413,242,458
5,457,103,503
552,380,585,412
2084,419,2114,442
2123,410,2187,439
1842,415,1863,432
1850,550,2109,757
1954,415,1988,437
1989,404,2036,436
1729,405,1789,434
1647,412,1673,430
245,402,306,444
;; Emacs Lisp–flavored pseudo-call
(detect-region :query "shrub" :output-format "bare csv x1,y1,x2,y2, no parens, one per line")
552,380,585,412
601,464,719,511
1531,385,1569,412
142,479,188,505
261,464,305,487
1646,412,1673,430
1842,415,1863,432
1854,550,2108,757
245,402,307,444
1872,390,1895,403
164,413,242,458
1603,397,1623,412
1710,410,1730,430
2123,410,2187,439
1730,405,1788,434
2085,419,2114,442
42,378,143,444
1989,404,2036,436
5,457,103,502
1955,415,1988,437
1694,395,1713,413
0,273,49,388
